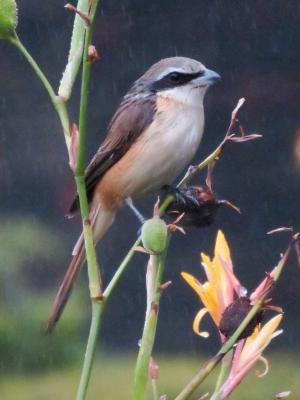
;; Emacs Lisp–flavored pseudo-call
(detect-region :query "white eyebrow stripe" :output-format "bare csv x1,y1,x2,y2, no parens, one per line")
156,67,186,80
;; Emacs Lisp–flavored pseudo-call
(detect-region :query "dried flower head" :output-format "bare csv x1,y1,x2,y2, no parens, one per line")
219,296,263,339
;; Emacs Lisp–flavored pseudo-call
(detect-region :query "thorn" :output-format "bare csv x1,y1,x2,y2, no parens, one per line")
219,200,241,214
264,304,284,314
64,3,90,26
88,44,100,62
267,227,294,235
167,223,186,235
149,357,159,380
153,197,161,216
231,98,245,122
134,246,155,255
227,134,262,143
158,281,172,292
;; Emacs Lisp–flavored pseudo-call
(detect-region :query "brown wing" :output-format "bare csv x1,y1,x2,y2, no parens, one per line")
68,95,156,216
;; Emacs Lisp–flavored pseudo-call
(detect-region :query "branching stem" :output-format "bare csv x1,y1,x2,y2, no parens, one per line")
10,35,71,147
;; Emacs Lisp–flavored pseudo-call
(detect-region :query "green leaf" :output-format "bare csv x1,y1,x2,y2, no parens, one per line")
0,0,18,40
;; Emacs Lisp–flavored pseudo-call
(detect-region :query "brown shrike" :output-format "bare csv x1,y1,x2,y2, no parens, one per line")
47,56,220,332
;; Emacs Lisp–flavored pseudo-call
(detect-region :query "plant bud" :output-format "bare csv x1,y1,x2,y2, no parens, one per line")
141,217,168,254
0,0,18,40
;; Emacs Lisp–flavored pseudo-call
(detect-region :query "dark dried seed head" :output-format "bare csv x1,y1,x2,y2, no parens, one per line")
165,185,220,227
219,296,263,339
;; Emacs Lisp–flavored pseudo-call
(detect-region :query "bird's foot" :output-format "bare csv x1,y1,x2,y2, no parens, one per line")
125,197,146,224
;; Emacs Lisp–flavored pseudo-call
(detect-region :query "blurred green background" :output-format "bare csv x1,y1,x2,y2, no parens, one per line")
0,0,300,398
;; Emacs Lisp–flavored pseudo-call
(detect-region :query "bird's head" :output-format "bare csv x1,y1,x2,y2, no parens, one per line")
130,57,221,107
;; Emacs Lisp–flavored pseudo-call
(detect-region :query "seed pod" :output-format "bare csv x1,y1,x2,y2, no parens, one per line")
0,0,18,40
141,217,168,254
219,296,263,339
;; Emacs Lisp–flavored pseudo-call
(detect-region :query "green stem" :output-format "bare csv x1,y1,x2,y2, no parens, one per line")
10,34,71,147
174,354,225,400
76,302,105,400
133,245,168,400
76,236,141,400
75,0,101,298
58,0,90,101
151,379,159,400
104,237,141,298
210,351,233,400
74,2,103,399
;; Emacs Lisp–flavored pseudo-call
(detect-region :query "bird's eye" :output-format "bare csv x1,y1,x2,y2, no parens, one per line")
168,72,181,82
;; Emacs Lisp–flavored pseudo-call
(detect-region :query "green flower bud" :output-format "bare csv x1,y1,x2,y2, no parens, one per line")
0,0,18,40
141,217,168,254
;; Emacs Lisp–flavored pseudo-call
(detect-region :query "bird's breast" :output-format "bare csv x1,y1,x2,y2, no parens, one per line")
96,98,205,206
124,98,204,194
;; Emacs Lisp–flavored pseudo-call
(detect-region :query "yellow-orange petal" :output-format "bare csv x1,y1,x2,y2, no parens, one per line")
215,230,231,264
181,272,220,324
239,314,283,367
193,308,210,338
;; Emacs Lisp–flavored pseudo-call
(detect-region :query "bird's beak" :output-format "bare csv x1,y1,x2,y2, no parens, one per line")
204,69,221,85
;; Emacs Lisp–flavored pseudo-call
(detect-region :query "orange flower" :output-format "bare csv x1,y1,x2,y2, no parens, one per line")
182,230,243,339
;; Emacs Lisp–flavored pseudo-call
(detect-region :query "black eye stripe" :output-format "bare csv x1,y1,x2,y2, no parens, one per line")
150,71,204,92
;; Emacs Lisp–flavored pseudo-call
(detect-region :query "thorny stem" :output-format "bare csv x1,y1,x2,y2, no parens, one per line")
174,242,293,400
10,34,71,148
133,241,169,400
74,1,102,400
58,0,90,101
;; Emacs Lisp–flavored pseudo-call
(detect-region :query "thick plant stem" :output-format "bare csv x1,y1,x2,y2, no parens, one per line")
75,0,102,299
76,302,105,400
133,247,168,400
59,0,90,101
10,35,71,147
210,351,233,400
76,236,141,400
174,353,224,400
74,2,103,399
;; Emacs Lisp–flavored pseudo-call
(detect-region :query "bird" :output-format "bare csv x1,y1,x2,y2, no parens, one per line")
46,56,220,332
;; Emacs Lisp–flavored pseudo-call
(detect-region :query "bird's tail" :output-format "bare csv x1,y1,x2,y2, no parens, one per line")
46,207,116,333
